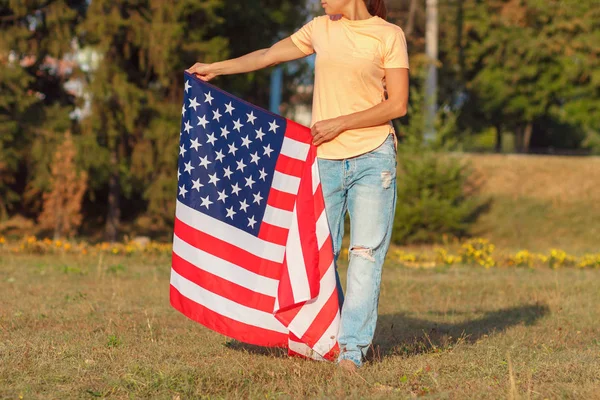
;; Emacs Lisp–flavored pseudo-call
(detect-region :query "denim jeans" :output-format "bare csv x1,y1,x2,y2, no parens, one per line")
317,134,397,367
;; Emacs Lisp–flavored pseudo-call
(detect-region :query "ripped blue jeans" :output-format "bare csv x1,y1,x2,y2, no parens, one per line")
317,134,397,367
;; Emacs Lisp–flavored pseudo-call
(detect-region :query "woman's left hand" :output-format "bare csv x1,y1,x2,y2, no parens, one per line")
311,117,346,146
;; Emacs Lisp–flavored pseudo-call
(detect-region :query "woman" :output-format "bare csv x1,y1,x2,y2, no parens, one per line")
187,0,409,371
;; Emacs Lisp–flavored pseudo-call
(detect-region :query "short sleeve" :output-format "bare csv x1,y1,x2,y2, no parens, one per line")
290,17,316,55
383,28,409,69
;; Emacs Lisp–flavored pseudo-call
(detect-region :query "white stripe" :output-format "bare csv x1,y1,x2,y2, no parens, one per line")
289,310,339,360
262,205,294,229
170,269,288,334
172,234,277,296
271,171,300,194
316,211,329,249
176,200,284,263
287,261,336,338
280,137,310,161
285,205,311,302
311,310,340,356
288,339,326,361
312,158,320,194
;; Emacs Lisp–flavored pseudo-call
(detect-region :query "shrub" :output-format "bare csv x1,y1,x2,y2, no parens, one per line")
392,142,487,244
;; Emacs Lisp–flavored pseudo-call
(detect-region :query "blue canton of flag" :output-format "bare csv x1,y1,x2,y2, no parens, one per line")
178,76,286,236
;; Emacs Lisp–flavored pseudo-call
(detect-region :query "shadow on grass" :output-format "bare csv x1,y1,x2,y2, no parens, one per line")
224,303,549,361
371,302,550,360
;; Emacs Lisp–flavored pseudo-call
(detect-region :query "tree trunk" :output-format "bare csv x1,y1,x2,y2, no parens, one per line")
495,124,503,153
105,149,120,242
523,122,533,153
515,126,524,153
405,0,419,36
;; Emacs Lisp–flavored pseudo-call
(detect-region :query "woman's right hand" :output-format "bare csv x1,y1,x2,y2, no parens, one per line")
186,63,217,82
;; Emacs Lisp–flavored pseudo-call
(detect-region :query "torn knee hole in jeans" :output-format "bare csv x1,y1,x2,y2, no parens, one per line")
350,246,375,262
381,171,393,189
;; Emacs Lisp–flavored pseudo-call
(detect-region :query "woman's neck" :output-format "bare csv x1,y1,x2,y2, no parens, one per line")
341,2,372,21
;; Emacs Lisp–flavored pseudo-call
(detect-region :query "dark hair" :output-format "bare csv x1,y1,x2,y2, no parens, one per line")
367,0,387,19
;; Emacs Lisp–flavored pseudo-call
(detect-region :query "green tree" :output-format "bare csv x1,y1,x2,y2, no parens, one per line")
0,0,84,219
442,0,600,153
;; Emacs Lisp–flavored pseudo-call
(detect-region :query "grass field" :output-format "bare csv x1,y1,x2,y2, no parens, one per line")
2,252,599,399
466,154,600,253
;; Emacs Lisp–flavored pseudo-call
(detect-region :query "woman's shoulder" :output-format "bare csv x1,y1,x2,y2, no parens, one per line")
373,17,406,35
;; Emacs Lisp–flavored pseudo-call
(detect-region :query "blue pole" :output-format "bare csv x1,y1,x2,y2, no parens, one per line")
270,67,283,114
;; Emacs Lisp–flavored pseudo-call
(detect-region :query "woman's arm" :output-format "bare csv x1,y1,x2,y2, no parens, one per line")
311,68,409,146
187,37,308,81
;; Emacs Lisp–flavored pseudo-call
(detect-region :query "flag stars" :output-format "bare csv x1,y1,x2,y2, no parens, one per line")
206,132,217,146
199,155,212,169
200,195,213,209
220,126,230,139
179,144,187,157
223,166,233,179
208,172,220,186
197,115,209,129
236,159,247,172
255,127,265,141
245,175,256,189
241,135,252,149
212,108,222,122
247,216,257,229
253,192,263,205
214,149,225,163
233,119,244,132
231,182,241,195
184,80,191,93
184,120,193,134
225,206,236,220
228,142,238,156
188,97,200,111
259,168,268,181
246,111,257,125
269,120,280,133
225,102,235,115
239,199,249,213
184,161,194,174
250,152,260,165
217,189,228,203
181,104,186,117
190,137,201,151
204,91,214,105
179,184,188,198
191,178,203,192
263,144,274,158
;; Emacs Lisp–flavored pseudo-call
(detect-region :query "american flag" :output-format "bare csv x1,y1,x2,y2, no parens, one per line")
170,72,340,360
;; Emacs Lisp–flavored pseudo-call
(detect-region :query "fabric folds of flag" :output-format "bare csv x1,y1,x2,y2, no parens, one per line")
170,72,340,360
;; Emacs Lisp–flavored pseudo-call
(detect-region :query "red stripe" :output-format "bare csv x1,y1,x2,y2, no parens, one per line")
258,222,288,246
266,188,296,212
174,217,281,280
276,255,296,312
299,289,340,348
171,252,275,313
313,183,325,216
275,154,305,178
295,146,320,299
318,235,335,280
284,119,313,144
170,284,287,347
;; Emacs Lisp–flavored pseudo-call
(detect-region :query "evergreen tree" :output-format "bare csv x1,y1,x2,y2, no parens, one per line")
38,131,87,238
0,0,85,218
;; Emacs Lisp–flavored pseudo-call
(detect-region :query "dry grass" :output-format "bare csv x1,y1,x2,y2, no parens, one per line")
461,154,600,252
465,154,600,205
1,252,599,399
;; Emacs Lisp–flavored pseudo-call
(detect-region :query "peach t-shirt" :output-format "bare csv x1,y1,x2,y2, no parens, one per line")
290,15,409,159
